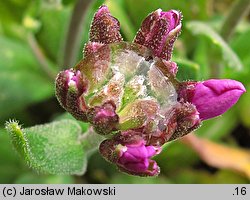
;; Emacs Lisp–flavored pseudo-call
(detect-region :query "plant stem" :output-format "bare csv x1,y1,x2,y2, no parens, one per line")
61,0,93,69
27,33,57,81
220,0,250,41
79,126,104,155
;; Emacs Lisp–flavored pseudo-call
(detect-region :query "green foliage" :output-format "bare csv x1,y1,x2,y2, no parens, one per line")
36,6,71,63
105,0,136,41
174,57,200,81
0,36,53,121
196,108,239,141
0,129,27,183
238,84,250,128
124,0,208,29
186,21,243,71
14,173,74,184
5,120,88,175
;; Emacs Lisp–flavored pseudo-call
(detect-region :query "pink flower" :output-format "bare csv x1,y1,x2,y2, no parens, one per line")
99,135,161,176
117,141,161,176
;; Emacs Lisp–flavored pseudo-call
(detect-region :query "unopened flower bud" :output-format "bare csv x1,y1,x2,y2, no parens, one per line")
178,79,246,120
87,101,119,135
55,69,88,121
89,5,123,44
99,136,161,176
134,9,182,60
117,141,161,177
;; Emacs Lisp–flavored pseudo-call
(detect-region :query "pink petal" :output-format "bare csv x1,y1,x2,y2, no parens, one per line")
192,79,246,120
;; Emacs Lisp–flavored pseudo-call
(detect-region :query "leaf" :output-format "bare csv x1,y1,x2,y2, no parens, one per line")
193,37,210,80
238,84,250,128
167,168,249,183
124,0,209,30
173,57,200,81
105,0,136,41
0,0,31,25
54,112,90,133
155,141,199,174
182,134,250,179
186,21,243,71
195,106,238,141
0,36,53,120
0,128,28,183
231,27,250,62
14,173,74,184
36,6,71,63
5,119,88,175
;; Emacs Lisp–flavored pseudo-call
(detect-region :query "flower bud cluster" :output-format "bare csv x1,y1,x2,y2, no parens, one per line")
55,5,246,176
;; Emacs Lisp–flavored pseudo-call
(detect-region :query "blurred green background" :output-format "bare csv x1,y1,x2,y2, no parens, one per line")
0,0,250,184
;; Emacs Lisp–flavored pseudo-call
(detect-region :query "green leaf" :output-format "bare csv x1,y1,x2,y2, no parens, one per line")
195,108,238,141
186,21,243,71
155,141,199,173
105,0,136,41
0,0,31,25
36,6,71,63
168,168,249,184
238,84,250,128
124,0,209,30
213,170,249,184
231,27,250,61
54,113,104,156
14,173,74,184
0,128,28,183
193,37,210,80
5,119,88,175
0,36,53,120
173,57,200,81
54,112,89,133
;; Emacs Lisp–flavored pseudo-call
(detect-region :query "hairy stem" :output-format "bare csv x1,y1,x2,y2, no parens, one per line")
27,33,57,81
220,0,250,41
61,0,93,69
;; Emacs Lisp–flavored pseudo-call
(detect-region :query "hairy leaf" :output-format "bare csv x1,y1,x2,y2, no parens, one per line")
5,120,88,175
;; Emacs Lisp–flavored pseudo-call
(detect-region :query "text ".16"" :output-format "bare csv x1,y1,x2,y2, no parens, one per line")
234,187,247,196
